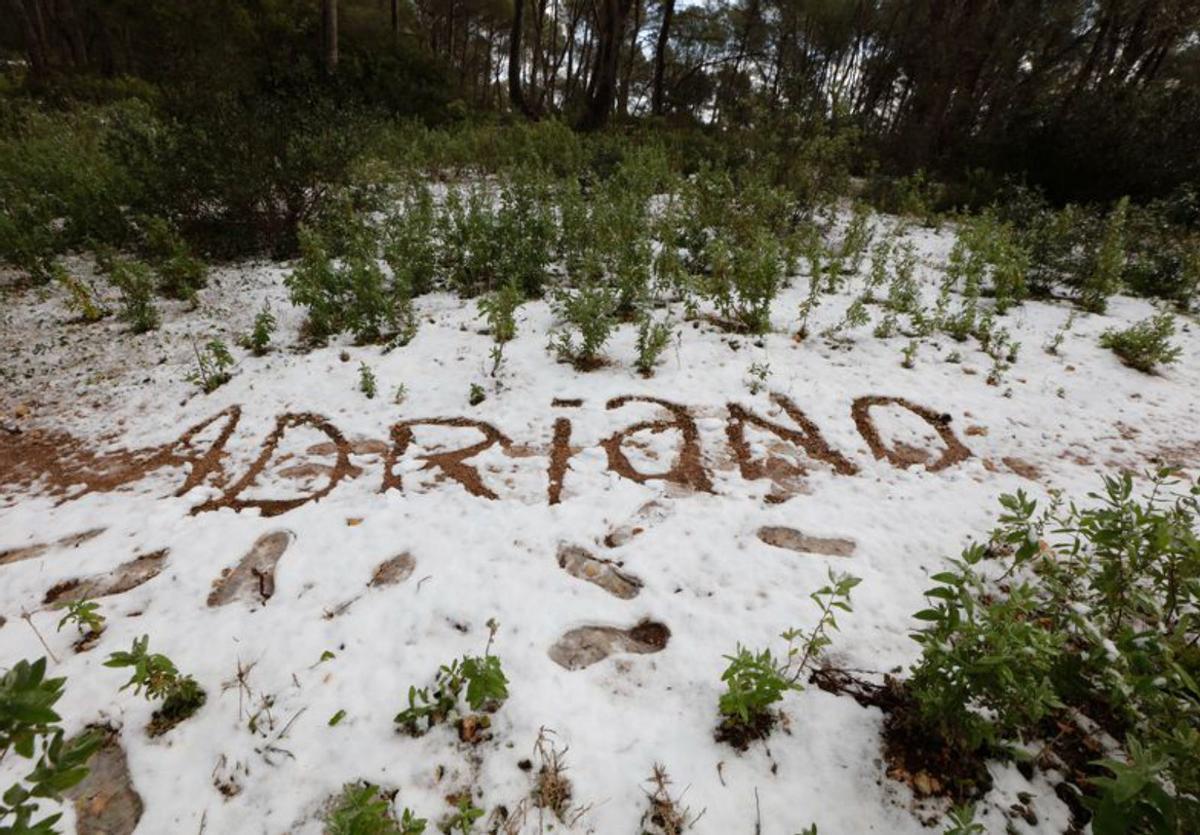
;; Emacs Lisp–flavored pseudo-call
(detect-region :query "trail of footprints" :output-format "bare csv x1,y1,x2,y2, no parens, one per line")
1,503,856,831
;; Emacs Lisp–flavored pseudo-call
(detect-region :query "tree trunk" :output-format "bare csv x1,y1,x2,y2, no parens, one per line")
322,0,339,72
651,0,674,115
579,0,634,130
509,0,534,116
391,0,400,42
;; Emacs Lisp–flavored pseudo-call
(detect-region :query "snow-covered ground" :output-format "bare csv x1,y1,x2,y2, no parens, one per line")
1,219,1197,834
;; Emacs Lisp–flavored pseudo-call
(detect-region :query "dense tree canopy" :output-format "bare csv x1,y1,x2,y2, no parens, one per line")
2,1,1198,199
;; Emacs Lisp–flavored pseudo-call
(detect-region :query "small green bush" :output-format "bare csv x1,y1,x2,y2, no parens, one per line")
394,654,508,737
286,223,416,345
106,257,160,333
190,339,234,393
141,216,206,301
105,636,206,734
552,276,619,368
325,782,426,835
1100,313,1182,372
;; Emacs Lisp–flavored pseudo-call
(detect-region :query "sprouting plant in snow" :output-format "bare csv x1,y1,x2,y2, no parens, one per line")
395,622,508,738
468,383,486,406
57,599,105,640
551,278,618,369
873,310,898,338
635,312,673,376
443,796,484,834
827,296,870,338
942,803,985,835
54,263,107,322
324,781,426,835
104,635,206,734
392,383,408,406
837,201,875,276
1100,313,1182,373
884,243,920,315
107,257,160,333
1,658,101,833
796,275,823,340
479,280,521,344
250,303,275,355
359,363,377,399
901,339,918,369
1044,310,1076,355
191,338,234,393
717,571,860,747
745,361,771,395
479,280,521,376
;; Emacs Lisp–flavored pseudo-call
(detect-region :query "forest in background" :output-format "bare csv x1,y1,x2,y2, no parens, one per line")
3,0,1199,202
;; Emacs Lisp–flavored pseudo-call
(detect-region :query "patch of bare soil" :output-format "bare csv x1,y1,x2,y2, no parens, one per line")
0,406,241,501
851,396,971,472
43,549,168,606
383,417,511,499
0,526,105,568
66,727,144,835
1003,456,1042,481
811,669,993,802
208,531,293,607
547,620,670,671
714,709,779,751
601,397,713,493
556,544,642,599
757,526,856,557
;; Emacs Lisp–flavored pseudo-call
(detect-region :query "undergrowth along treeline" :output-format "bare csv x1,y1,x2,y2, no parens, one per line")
3,94,1197,357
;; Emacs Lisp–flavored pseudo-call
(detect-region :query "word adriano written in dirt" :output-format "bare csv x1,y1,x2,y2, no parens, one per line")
1,394,972,517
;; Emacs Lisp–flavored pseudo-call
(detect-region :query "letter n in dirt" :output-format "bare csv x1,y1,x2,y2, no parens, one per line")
382,418,511,500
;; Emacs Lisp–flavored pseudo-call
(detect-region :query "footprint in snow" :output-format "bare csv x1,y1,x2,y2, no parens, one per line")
42,549,167,607
67,727,144,835
548,620,670,671
208,531,293,608
757,526,856,558
557,544,642,599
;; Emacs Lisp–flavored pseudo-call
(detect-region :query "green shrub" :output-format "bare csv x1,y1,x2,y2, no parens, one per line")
908,544,1065,749
286,223,416,345
702,228,784,334
551,276,619,368
1080,196,1129,313
1100,313,1182,372
905,472,1200,829
249,304,275,355
394,654,508,737
1,658,101,832
325,782,426,835
718,571,859,746
383,183,438,298
634,313,673,376
105,635,206,734
141,216,206,301
190,339,234,393
106,257,160,333
54,263,108,322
